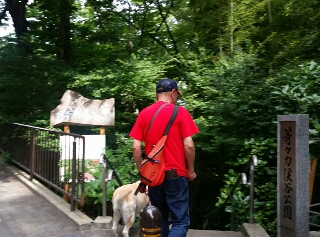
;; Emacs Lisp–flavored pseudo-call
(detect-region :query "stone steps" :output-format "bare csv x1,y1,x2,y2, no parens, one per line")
80,225,246,237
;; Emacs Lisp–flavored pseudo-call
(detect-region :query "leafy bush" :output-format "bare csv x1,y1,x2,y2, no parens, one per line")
81,133,139,218
1,152,12,164
216,138,277,236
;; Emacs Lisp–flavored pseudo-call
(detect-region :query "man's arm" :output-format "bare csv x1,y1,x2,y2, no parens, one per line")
132,139,143,170
183,136,196,180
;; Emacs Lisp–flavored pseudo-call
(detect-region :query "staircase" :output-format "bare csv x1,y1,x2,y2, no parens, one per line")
79,222,268,237
79,225,247,237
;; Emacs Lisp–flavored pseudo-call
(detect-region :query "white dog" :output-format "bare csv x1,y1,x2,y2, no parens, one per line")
112,181,149,237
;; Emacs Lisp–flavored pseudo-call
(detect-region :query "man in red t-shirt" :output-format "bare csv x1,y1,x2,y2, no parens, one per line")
129,78,199,237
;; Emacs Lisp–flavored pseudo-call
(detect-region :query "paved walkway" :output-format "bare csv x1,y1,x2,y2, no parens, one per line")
1,156,318,237
0,160,89,237
0,158,247,237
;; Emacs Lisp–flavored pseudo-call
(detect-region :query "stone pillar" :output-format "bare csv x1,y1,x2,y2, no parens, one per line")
277,114,309,237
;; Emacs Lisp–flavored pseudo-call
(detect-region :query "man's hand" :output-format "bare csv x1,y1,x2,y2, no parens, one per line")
184,136,196,181
188,170,196,181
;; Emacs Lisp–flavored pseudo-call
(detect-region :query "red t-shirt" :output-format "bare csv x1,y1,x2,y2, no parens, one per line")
129,101,199,178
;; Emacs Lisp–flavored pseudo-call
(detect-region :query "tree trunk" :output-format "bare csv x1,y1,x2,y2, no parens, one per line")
267,0,273,32
58,0,73,63
218,0,222,53
5,0,31,53
230,0,234,54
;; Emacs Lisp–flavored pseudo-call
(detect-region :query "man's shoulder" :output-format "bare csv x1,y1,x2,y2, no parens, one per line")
176,105,190,114
136,103,159,120
140,103,157,114
139,103,190,116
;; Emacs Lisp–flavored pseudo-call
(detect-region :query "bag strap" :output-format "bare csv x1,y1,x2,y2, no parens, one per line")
146,104,179,140
163,106,178,136
142,105,178,161
146,103,168,136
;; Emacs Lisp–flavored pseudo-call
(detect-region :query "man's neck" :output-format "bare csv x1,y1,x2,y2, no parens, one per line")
158,99,172,104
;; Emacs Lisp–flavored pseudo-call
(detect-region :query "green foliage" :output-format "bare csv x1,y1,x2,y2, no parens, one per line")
225,195,264,230
2,0,320,232
0,44,72,125
271,61,320,114
173,51,279,230
105,133,139,186
81,160,104,217
271,61,320,157
81,133,138,218
1,152,12,164
178,50,274,155
215,138,277,234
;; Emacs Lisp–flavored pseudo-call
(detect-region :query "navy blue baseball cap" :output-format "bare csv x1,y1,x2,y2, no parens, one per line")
156,78,182,95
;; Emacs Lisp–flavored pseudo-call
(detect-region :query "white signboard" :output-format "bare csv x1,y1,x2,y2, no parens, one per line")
60,135,106,160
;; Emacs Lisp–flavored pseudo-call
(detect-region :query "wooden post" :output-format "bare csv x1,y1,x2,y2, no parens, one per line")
100,126,105,135
63,183,69,202
309,158,317,205
63,124,70,202
100,126,107,215
64,125,70,133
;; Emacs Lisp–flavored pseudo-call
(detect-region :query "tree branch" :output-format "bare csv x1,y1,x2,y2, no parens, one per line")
137,0,150,48
111,9,170,53
155,0,178,54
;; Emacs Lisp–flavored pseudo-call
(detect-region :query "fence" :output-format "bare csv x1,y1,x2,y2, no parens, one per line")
0,122,85,211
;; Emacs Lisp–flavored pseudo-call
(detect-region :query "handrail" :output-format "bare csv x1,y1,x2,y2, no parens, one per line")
101,154,123,217
241,155,258,223
1,122,86,211
11,122,84,137
309,203,320,228
213,155,258,226
105,154,123,187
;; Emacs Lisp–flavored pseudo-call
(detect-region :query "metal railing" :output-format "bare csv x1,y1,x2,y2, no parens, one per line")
101,154,123,217
212,155,258,226
0,122,85,211
309,203,320,228
241,155,258,223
